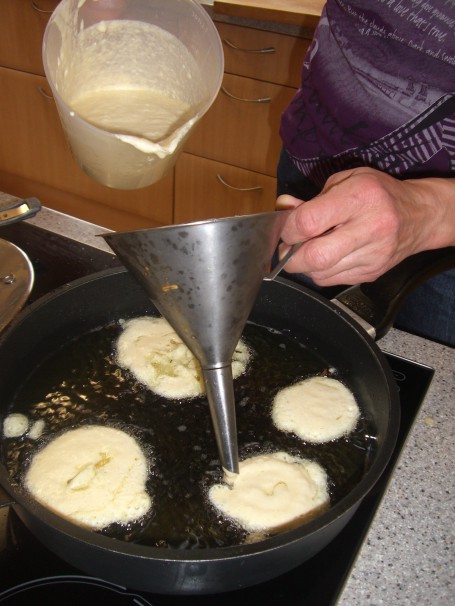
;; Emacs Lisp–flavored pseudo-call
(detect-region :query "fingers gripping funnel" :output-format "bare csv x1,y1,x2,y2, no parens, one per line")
101,211,291,473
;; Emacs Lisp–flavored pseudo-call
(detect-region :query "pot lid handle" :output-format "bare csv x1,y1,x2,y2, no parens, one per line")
0,197,41,226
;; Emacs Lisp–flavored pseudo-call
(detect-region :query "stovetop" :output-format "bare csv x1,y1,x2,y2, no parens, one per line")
0,220,435,605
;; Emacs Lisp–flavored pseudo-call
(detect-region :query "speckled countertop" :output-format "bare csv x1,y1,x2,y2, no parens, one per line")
339,329,454,606
2,199,454,604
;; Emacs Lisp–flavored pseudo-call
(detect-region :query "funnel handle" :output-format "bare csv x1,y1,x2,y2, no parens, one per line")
203,366,239,474
265,242,303,281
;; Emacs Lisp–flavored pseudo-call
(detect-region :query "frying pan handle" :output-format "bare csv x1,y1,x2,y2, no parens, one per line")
332,247,455,340
0,483,15,508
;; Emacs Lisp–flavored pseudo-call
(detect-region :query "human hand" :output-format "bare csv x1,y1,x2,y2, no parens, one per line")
277,167,455,286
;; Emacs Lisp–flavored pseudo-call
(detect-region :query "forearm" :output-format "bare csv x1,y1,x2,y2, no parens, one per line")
405,177,455,252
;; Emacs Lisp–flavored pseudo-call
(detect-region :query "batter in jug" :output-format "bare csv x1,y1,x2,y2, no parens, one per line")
57,19,205,148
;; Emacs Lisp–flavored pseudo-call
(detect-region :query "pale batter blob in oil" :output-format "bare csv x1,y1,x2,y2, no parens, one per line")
25,425,151,529
209,451,329,532
272,376,360,443
116,316,251,400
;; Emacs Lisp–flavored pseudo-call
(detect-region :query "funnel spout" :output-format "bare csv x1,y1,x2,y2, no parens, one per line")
202,365,239,474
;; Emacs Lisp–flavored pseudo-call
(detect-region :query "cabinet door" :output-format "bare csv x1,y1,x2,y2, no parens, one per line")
0,66,173,228
0,0,58,75
174,153,276,223
185,74,296,177
216,22,309,88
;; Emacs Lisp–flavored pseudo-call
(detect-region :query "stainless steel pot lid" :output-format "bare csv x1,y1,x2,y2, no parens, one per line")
0,239,34,333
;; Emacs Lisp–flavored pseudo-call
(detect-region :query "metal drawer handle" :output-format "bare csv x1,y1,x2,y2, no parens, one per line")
38,87,53,99
223,38,276,54
31,1,54,14
216,174,263,192
221,86,271,104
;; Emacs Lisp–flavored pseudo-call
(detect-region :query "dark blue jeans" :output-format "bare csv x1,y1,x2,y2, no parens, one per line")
277,148,455,347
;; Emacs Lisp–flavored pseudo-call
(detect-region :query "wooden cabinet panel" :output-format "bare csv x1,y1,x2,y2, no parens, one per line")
0,170,161,231
0,0,57,76
214,1,323,29
0,8,307,228
174,153,276,223
216,22,309,87
0,66,173,228
184,73,296,176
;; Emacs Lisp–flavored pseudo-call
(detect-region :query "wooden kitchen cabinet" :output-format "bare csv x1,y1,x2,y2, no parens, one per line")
0,0,58,76
0,65,173,230
215,21,309,87
0,0,173,230
0,3,316,228
174,153,276,222
184,73,297,177
176,21,310,220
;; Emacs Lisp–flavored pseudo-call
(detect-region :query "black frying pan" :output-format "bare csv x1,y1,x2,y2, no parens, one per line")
0,248,453,594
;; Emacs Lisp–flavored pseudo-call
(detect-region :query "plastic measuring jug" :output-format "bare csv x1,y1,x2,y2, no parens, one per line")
43,0,224,189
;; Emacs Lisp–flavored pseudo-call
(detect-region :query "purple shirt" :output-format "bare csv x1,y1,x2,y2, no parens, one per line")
280,0,455,185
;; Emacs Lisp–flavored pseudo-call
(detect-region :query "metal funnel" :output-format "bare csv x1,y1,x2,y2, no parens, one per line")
101,210,294,473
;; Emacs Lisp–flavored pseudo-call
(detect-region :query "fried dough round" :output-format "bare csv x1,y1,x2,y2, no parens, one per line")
272,376,360,443
25,425,151,529
208,451,329,532
117,316,250,399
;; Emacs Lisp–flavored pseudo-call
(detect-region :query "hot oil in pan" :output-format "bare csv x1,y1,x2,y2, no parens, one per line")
3,320,376,549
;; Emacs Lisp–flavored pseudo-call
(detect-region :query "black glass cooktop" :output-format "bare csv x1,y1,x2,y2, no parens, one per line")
0,220,435,605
